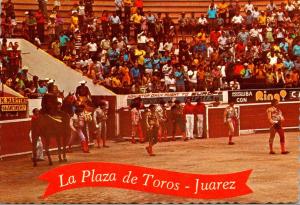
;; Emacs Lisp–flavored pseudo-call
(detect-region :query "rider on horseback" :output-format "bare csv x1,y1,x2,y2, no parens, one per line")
75,80,92,106
41,83,59,116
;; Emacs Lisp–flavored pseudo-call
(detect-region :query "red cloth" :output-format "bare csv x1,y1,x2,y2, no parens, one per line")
183,104,195,115
194,103,205,114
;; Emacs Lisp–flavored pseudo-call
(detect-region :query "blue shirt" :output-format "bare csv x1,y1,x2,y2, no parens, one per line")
37,86,47,95
152,58,160,70
279,42,288,53
293,45,300,57
131,67,140,78
283,60,294,70
144,58,153,69
160,56,171,64
175,71,185,85
59,35,70,47
208,9,217,19
108,49,120,61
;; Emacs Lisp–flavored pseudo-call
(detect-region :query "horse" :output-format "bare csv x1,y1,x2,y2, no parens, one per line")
32,93,70,167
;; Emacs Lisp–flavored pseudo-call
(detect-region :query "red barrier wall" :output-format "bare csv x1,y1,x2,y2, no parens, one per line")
207,107,240,138
0,119,31,155
0,119,60,156
239,103,299,130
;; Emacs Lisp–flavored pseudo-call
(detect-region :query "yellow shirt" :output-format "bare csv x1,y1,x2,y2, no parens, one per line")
135,49,146,65
273,45,280,52
131,13,142,24
218,3,228,14
111,77,122,87
71,16,79,25
258,15,267,25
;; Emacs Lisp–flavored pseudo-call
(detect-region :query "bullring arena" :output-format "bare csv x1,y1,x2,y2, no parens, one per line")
1,0,300,203
0,131,298,203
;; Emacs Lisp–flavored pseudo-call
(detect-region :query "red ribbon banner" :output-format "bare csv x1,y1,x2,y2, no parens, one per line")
39,162,252,199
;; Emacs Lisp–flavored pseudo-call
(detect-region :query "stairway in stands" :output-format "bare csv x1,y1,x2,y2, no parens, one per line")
13,0,283,24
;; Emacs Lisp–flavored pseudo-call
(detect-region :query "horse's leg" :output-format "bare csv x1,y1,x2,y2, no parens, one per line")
57,134,63,163
63,126,69,162
45,136,53,166
32,135,38,167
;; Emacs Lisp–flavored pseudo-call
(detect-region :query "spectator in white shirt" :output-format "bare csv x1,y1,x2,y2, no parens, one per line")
198,14,208,32
251,7,260,20
87,39,98,56
266,0,277,12
110,12,121,38
231,11,243,33
244,0,254,13
285,1,296,18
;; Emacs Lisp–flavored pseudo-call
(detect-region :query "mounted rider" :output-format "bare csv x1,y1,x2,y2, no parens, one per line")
41,80,60,116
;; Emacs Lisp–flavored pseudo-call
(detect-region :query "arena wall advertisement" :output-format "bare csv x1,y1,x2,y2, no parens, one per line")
228,88,300,104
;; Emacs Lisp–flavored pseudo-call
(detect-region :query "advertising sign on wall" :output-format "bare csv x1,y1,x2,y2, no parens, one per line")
127,91,223,106
228,89,300,104
0,97,28,112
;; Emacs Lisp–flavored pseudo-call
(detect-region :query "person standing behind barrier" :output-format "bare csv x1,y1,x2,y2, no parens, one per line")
68,108,89,153
131,102,144,143
194,98,205,139
156,100,168,142
223,100,238,145
93,102,109,148
171,100,186,141
145,104,159,156
183,98,195,140
266,99,289,155
30,108,44,162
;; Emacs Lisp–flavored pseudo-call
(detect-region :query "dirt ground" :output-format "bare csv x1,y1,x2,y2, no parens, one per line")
0,131,299,204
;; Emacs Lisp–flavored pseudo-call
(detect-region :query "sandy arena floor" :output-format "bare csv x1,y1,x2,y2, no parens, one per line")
0,131,299,204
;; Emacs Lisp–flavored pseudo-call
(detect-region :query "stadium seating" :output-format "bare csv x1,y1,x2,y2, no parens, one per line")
13,0,284,24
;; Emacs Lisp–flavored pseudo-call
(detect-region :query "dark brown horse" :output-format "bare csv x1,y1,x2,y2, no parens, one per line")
32,111,70,166
32,88,71,167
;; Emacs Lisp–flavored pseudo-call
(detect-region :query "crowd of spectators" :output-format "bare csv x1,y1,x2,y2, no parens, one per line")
1,0,300,95
0,38,56,98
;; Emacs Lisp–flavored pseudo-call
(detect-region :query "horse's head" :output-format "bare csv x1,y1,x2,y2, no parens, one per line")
64,92,77,104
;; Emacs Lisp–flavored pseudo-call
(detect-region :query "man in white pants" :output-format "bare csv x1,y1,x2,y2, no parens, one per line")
194,98,205,138
183,98,195,140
